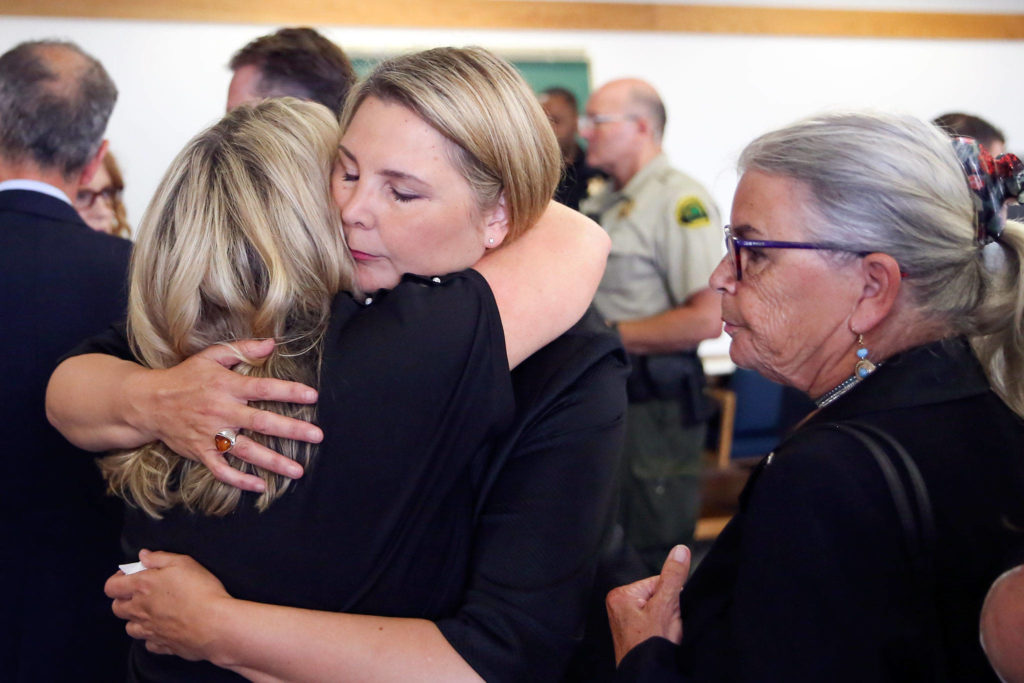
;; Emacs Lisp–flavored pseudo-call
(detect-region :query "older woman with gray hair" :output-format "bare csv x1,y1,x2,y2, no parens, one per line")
607,111,1024,681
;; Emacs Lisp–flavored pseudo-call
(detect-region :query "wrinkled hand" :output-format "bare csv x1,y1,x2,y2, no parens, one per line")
606,545,690,665
127,339,321,492
106,550,231,661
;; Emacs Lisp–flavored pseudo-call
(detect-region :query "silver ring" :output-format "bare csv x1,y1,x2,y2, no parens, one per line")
214,429,237,453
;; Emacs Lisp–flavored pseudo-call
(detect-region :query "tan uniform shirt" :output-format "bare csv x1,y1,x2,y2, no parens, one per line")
582,153,722,323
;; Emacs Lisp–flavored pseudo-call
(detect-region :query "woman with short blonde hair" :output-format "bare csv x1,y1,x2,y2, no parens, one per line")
341,46,561,244
50,47,624,682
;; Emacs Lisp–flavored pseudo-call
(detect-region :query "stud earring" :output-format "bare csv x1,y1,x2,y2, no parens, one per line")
855,334,876,379
488,237,495,245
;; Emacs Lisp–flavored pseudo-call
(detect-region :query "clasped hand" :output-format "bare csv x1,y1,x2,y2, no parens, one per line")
105,550,229,661
134,338,323,492
606,545,691,665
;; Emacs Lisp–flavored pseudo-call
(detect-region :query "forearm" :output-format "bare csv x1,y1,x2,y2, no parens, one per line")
476,201,610,368
616,289,722,355
46,353,156,451
208,600,482,683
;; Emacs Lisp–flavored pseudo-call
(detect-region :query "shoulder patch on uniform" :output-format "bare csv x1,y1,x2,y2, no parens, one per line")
675,197,710,228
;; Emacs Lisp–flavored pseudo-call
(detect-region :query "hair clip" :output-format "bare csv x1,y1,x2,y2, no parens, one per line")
952,137,1024,244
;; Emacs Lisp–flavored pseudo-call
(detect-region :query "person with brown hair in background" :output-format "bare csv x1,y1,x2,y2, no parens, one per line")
541,86,604,210
226,26,356,114
934,112,1007,156
75,149,131,238
933,111,1024,223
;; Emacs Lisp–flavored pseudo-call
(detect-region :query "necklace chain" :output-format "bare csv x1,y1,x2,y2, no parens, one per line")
815,371,872,409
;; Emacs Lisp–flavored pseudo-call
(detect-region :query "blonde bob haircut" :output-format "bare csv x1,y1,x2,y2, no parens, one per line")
340,46,561,243
100,98,355,517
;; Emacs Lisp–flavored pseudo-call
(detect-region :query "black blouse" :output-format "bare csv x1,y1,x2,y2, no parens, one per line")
73,271,629,682
618,338,1024,682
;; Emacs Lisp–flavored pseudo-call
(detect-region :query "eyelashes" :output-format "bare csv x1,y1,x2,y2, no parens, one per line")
339,171,419,204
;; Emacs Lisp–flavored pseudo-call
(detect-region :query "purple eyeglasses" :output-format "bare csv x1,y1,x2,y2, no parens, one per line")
724,225,872,281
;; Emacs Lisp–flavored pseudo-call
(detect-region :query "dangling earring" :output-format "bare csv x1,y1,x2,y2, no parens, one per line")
855,334,876,379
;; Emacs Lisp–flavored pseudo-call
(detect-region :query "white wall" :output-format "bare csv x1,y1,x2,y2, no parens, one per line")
2,14,1023,232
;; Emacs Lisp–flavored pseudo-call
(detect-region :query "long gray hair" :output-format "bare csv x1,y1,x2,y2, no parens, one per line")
740,111,1024,417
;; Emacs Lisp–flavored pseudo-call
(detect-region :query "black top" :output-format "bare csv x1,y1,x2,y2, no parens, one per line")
0,189,132,680
617,338,1024,682
74,273,630,681
440,307,629,681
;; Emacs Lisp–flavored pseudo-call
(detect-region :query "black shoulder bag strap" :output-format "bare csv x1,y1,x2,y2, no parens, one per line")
811,420,946,681
829,421,936,572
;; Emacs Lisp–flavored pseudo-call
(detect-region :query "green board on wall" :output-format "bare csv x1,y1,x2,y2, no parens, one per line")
351,54,592,108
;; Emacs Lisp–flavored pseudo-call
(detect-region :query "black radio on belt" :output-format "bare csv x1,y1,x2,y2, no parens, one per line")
626,352,713,425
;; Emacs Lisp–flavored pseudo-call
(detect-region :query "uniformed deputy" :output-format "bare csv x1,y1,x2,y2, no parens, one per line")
581,78,722,572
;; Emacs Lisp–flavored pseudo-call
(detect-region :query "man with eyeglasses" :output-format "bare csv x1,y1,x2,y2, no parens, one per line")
580,78,722,572
0,40,130,679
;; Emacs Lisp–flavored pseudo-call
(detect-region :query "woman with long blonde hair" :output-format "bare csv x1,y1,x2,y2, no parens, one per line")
99,100,351,518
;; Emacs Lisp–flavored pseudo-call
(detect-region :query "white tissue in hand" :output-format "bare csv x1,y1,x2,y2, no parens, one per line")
119,561,146,574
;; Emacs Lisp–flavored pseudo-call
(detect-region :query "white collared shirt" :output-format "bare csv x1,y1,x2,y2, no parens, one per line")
0,179,73,205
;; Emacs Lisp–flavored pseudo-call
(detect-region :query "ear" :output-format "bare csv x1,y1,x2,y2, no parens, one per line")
632,114,652,139
849,253,902,335
483,192,510,249
77,139,109,187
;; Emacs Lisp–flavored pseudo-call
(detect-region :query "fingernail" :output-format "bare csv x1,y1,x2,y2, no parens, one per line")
304,389,317,402
252,480,267,492
139,549,150,558
308,429,323,443
288,465,303,479
672,545,690,563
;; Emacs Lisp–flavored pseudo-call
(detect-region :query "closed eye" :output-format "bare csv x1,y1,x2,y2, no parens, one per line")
390,187,419,203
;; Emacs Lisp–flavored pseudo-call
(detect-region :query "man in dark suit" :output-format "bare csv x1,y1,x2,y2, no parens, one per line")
0,40,131,680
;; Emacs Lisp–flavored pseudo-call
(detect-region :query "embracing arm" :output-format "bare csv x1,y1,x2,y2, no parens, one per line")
45,339,317,491
45,201,606,476
107,552,482,683
47,353,162,452
107,342,629,682
224,607,479,683
475,201,610,368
